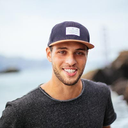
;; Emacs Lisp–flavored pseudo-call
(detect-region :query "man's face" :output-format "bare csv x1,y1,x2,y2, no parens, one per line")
47,42,88,86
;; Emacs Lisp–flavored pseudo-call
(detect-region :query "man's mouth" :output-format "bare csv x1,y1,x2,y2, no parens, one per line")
64,69,76,73
63,68,77,76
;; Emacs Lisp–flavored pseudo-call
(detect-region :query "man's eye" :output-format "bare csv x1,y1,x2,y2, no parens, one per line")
59,51,66,54
76,52,84,55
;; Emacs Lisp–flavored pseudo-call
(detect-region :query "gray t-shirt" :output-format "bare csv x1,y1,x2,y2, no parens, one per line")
0,79,116,128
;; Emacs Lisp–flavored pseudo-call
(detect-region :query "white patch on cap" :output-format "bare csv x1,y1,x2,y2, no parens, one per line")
66,27,80,36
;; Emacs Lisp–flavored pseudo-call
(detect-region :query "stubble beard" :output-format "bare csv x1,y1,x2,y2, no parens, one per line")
53,64,84,86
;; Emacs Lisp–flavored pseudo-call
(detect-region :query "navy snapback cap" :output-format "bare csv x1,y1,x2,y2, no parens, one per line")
48,21,94,49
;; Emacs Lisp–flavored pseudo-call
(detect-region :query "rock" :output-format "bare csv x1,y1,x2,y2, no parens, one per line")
111,78,128,95
111,51,128,70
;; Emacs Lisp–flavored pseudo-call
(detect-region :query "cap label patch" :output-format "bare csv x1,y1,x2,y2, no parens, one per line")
66,27,80,36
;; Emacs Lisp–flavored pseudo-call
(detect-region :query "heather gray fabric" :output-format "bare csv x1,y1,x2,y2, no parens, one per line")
0,79,116,128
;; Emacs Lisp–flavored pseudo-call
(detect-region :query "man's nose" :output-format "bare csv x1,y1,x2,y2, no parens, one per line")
65,54,76,66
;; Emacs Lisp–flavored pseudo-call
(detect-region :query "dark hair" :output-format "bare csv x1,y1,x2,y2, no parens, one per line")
49,46,53,52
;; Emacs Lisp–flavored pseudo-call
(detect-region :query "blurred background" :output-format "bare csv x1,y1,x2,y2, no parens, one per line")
0,0,128,127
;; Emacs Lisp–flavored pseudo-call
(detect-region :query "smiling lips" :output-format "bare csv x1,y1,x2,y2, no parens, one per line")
63,68,77,76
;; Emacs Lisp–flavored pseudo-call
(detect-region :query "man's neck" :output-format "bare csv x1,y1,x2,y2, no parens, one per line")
40,79,83,101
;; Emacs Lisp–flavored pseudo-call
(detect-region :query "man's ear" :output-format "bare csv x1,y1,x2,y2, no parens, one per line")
46,47,52,62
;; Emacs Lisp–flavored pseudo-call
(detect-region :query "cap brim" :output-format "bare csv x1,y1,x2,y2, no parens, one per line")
49,39,94,49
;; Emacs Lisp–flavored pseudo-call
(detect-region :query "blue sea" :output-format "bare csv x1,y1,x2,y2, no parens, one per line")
0,68,128,128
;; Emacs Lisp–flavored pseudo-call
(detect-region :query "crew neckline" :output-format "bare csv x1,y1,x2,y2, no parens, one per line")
39,79,85,102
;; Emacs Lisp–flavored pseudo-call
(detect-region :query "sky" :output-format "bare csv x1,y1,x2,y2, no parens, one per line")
0,0,128,65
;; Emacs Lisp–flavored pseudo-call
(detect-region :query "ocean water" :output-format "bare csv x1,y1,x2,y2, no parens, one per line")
0,68,128,128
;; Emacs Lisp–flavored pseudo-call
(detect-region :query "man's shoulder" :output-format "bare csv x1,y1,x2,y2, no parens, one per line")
1,87,45,126
82,79,110,94
7,87,41,108
82,78,108,86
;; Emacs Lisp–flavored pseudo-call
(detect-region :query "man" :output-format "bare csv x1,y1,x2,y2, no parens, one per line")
0,21,116,128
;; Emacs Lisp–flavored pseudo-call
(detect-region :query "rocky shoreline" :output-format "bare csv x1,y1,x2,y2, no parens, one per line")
0,67,20,73
82,51,128,104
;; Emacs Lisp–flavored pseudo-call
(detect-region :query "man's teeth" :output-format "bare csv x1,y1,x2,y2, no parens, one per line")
64,69,76,73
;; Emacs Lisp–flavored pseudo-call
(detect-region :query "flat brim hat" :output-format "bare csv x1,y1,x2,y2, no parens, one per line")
48,21,94,49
